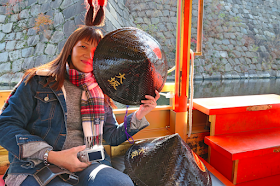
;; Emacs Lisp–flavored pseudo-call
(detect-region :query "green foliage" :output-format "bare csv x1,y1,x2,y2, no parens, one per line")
252,45,259,52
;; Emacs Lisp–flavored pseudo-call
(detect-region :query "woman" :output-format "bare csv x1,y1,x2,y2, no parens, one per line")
0,1,159,185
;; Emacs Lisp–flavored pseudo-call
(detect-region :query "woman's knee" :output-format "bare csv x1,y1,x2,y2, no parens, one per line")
78,164,134,186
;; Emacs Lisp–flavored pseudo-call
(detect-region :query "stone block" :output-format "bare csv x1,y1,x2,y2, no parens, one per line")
12,59,23,72
0,15,5,23
63,20,76,38
142,18,151,26
6,40,16,51
45,44,56,55
31,5,41,17
19,9,30,19
0,42,5,52
0,52,8,62
50,31,64,44
154,10,163,17
164,32,173,38
51,0,63,9
105,8,121,28
225,63,233,71
61,0,73,9
63,3,75,20
41,2,52,13
27,28,37,36
222,39,230,45
2,23,13,33
74,1,86,16
151,18,159,25
10,72,23,84
0,6,6,14
170,16,176,23
53,12,64,27
0,62,10,72
231,72,241,79
34,55,48,67
233,51,242,57
39,0,49,4
57,39,66,53
28,17,35,28
34,43,46,56
170,11,176,17
28,0,37,6
22,57,35,70
10,14,19,22
15,32,23,40
74,13,84,26
9,50,21,61
220,51,228,58
40,30,52,42
234,65,242,73
222,73,233,79
135,17,143,24
27,35,40,46
22,47,34,58
0,73,12,84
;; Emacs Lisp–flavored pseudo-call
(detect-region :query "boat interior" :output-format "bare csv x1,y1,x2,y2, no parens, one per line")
0,0,280,185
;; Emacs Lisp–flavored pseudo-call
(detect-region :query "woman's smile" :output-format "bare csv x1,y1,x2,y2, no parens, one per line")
81,60,92,66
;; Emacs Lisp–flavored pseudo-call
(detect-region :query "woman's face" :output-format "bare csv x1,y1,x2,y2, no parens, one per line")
70,38,97,73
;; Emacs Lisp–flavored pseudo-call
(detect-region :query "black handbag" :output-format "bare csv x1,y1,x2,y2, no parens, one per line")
33,165,79,186
124,134,212,186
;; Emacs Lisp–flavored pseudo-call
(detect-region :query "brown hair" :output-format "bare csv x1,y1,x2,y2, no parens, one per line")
23,0,116,108
23,26,103,89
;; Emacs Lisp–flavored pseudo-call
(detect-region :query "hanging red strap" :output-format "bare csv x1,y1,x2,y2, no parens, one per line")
97,0,107,7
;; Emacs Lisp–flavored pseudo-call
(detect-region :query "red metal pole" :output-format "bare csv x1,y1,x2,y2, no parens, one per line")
174,0,192,112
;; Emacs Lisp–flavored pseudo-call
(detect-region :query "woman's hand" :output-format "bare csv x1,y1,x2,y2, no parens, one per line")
48,145,91,173
136,90,160,120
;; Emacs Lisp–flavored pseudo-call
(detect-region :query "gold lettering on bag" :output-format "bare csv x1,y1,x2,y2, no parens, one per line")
131,148,145,159
108,73,126,90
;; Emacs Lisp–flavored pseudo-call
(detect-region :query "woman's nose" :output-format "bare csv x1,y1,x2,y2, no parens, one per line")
84,51,93,59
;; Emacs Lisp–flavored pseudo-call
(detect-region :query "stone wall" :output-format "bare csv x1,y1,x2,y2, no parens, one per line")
0,0,135,86
0,0,280,86
125,0,177,68
192,0,280,80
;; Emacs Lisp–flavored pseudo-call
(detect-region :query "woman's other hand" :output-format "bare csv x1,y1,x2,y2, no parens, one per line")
136,90,160,120
48,145,91,172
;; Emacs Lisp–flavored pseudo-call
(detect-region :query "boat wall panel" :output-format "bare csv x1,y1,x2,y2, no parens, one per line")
237,152,280,184
210,148,233,182
214,109,280,135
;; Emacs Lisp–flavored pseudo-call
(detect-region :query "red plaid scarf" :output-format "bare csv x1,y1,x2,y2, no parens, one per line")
67,68,105,147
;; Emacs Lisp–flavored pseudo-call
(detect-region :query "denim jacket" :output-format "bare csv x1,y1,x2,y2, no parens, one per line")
0,75,144,176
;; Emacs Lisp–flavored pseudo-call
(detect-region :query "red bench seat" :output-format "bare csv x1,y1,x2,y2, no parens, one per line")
205,127,280,185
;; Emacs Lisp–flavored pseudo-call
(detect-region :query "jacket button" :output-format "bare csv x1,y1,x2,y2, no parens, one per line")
44,97,49,101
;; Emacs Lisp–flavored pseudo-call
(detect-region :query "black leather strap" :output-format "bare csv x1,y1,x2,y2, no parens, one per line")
33,165,79,186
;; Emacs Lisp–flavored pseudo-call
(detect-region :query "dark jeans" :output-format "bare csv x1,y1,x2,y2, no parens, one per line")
21,163,134,186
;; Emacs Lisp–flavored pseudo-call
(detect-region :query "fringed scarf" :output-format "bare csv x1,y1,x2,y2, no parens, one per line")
66,67,105,148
